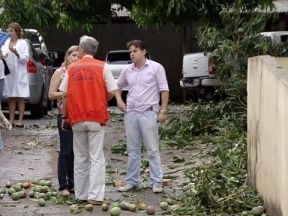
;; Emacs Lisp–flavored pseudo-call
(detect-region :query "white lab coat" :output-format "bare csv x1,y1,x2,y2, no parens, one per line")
1,38,30,98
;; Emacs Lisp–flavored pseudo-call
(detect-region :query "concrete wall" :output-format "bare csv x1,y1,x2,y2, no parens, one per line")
247,56,288,216
45,23,199,102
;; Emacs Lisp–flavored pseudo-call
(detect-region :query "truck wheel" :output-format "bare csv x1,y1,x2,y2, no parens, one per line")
182,88,187,102
182,88,199,102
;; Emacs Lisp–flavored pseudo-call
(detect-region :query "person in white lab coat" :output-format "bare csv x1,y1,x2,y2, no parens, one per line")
1,22,29,127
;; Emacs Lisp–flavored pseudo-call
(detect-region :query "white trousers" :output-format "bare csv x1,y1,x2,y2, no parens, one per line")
72,121,105,201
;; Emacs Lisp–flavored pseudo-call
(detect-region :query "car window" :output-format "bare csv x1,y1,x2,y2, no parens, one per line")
28,41,39,61
24,32,40,44
280,35,288,43
107,52,131,63
106,51,150,64
23,29,48,54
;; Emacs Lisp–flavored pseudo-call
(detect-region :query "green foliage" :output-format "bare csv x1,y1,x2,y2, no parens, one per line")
52,0,112,31
159,104,262,215
160,102,247,147
183,131,258,215
0,0,275,33
196,2,288,123
0,0,55,32
131,0,274,28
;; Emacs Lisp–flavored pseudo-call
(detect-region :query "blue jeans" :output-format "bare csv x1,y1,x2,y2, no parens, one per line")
124,111,163,186
57,115,74,191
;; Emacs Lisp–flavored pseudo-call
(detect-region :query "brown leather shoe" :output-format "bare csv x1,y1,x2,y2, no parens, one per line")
87,199,103,205
60,189,71,197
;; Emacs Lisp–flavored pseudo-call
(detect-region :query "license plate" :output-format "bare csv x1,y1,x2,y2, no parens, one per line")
193,79,199,85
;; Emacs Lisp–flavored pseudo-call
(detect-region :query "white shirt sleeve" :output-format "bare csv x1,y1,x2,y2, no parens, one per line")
103,63,118,92
59,64,117,92
59,73,68,92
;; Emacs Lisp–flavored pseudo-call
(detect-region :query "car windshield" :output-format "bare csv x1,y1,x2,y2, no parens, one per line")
24,32,40,43
107,52,131,63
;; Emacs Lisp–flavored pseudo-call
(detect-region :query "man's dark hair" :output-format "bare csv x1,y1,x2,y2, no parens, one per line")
126,40,146,50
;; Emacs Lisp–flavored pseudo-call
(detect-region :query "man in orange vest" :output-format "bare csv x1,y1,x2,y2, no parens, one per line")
59,35,118,205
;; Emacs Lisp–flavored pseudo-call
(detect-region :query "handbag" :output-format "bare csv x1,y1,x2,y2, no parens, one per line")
2,59,10,75
27,58,37,73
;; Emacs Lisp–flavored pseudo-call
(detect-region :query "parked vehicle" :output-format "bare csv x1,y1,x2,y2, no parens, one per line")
23,28,55,111
105,49,150,91
179,52,222,102
260,31,288,43
105,50,151,104
2,39,53,118
23,29,48,55
105,50,132,91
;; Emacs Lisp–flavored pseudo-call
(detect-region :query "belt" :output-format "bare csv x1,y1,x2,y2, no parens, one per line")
145,107,153,111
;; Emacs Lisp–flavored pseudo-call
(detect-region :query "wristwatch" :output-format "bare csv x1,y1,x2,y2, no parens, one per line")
159,109,167,114
61,116,67,119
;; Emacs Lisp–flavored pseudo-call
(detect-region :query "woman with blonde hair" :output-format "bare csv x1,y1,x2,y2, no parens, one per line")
48,45,79,196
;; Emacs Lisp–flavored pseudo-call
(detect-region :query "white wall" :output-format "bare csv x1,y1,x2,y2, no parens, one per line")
248,56,288,216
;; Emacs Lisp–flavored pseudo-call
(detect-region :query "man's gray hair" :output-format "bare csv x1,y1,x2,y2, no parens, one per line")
79,35,99,55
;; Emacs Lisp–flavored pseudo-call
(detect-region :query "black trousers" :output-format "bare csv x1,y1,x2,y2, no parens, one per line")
57,115,74,191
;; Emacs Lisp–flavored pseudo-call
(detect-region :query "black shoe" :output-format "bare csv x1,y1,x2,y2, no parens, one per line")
15,123,24,128
75,199,87,204
68,188,75,194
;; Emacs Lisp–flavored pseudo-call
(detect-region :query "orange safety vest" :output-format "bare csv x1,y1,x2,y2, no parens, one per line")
66,57,109,125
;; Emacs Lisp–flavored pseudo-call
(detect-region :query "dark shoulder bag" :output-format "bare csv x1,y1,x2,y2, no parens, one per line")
2,59,10,75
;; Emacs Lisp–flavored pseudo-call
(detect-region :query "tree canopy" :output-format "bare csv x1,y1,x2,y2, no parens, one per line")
0,0,275,32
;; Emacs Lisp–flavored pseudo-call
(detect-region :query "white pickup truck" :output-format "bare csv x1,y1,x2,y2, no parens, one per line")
105,50,131,91
179,52,222,102
105,50,150,92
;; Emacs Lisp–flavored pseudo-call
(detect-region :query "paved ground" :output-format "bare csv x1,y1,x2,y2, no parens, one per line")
0,107,201,216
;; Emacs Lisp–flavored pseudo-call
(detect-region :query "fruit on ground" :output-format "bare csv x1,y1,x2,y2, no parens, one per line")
110,206,121,216
28,191,34,198
0,187,6,194
51,191,58,196
5,181,12,188
11,192,21,201
111,202,120,208
160,201,169,210
250,206,265,216
129,203,137,212
44,180,52,187
146,205,156,215
12,184,22,192
11,191,24,199
33,186,41,193
22,181,31,189
38,198,46,207
169,204,180,212
19,191,27,198
166,198,174,205
85,204,94,211
101,203,109,211
8,188,16,196
38,179,47,186
120,200,130,210
40,186,50,193
70,204,79,213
